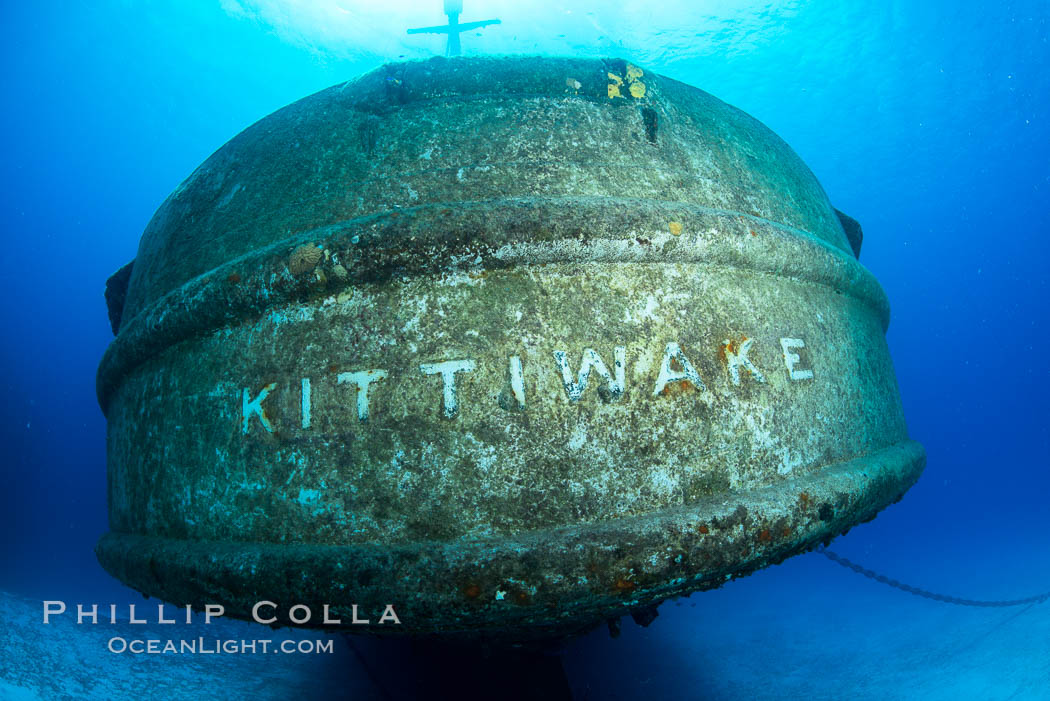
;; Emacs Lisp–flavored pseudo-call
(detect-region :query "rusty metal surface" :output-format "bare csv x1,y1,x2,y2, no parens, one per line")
96,56,924,642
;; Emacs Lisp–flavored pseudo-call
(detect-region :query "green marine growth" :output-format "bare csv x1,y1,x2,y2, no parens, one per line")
96,56,922,642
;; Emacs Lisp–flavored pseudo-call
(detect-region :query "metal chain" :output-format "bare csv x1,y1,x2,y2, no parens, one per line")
817,546,1050,607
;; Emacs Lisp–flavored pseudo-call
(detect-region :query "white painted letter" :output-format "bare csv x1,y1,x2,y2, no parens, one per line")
338,370,388,421
653,342,706,395
301,377,311,429
242,383,277,434
509,355,526,409
780,338,814,381
552,347,626,402
420,359,476,418
724,338,766,385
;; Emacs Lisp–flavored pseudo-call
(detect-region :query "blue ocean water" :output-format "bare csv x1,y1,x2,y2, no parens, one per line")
1,1,1047,698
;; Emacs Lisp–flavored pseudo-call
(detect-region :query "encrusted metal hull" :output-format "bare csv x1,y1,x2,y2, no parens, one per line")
96,56,923,641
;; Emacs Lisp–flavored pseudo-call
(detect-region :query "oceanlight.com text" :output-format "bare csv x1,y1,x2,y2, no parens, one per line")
107,637,335,655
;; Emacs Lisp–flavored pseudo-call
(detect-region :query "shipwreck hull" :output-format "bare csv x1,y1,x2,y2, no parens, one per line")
96,56,923,641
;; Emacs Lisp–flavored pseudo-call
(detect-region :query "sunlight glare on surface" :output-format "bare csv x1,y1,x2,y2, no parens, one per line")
219,0,802,63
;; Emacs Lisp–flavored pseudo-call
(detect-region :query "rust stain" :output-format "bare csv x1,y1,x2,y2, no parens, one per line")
721,340,734,362
721,336,751,363
660,379,695,397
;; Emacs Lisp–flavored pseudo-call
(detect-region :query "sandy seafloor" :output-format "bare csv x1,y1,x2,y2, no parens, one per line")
4,541,1048,701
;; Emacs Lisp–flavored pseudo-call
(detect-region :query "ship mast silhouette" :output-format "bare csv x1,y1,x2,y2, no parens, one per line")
407,0,500,56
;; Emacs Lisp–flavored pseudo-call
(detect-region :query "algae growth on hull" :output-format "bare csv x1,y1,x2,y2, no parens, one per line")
96,56,923,641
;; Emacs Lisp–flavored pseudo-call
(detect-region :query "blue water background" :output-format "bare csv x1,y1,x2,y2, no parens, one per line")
1,0,1047,695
